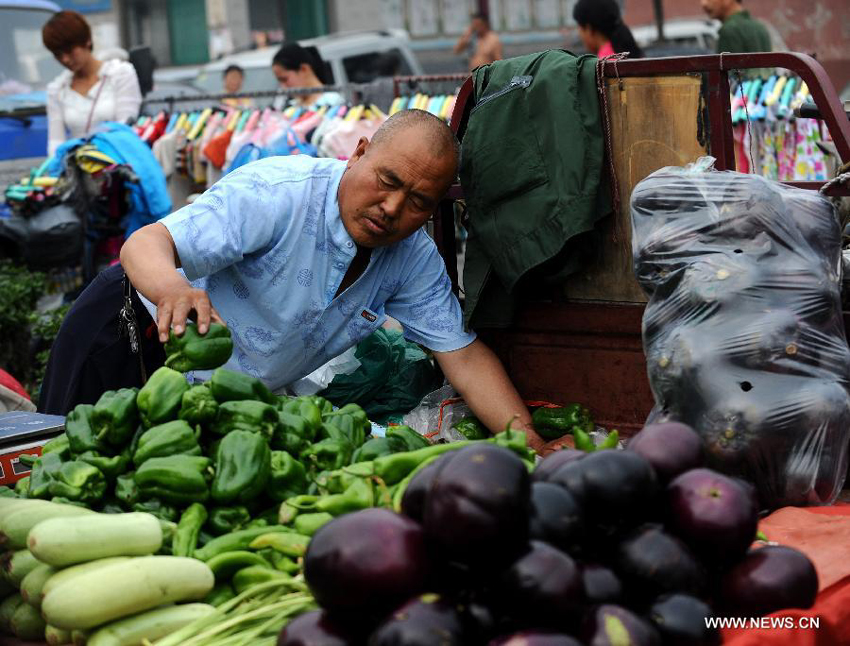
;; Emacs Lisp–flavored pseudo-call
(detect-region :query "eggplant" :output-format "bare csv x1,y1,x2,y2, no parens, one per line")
400,452,457,523
649,593,719,646
616,525,706,602
528,482,584,554
304,508,430,624
423,444,530,568
581,563,623,605
367,593,467,646
666,468,758,565
718,545,818,618
626,422,703,484
582,604,660,646
489,632,583,646
548,450,658,539
493,541,583,631
277,610,356,646
532,450,584,483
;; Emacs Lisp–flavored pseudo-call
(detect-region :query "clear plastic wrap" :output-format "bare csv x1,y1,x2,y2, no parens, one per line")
632,157,850,508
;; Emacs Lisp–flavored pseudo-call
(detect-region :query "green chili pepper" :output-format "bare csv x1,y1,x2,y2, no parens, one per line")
373,441,472,485
211,400,280,438
78,449,131,480
248,532,311,557
133,420,202,467
132,498,179,522
573,426,596,453
165,323,233,372
135,366,190,429
193,526,295,561
209,367,276,405
232,566,291,594
207,506,252,535
350,436,407,463
211,430,271,504
206,550,270,581
47,461,107,503
114,471,139,506
452,417,489,441
268,451,309,502
40,434,70,460
65,404,109,456
273,411,311,456
597,430,620,451
26,451,64,499
179,385,219,427
172,502,208,557
290,478,374,517
293,512,334,536
300,439,353,477
203,583,236,607
91,388,139,446
134,455,212,504
387,425,431,451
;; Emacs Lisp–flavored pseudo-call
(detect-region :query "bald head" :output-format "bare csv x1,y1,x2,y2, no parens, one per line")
369,109,460,174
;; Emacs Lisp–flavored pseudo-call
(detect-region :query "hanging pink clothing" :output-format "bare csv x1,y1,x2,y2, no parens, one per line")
597,42,616,58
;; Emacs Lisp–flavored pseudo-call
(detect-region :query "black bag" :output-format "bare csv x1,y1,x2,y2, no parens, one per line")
21,204,83,270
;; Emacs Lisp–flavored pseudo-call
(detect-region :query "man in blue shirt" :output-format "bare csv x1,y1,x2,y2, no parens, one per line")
120,110,545,450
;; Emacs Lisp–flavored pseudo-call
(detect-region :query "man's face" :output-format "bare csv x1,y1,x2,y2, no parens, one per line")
338,129,456,248
224,70,243,93
701,0,733,20
472,17,487,36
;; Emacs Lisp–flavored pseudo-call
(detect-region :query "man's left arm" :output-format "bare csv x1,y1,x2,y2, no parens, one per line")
434,339,546,452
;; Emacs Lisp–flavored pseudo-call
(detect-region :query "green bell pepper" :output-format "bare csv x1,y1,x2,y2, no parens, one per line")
136,366,190,428
47,461,107,503
207,506,252,535
322,404,369,446
100,500,125,514
310,396,333,415
134,455,212,504
300,439,352,476
115,471,140,506
268,450,309,502
532,404,594,441
78,449,131,479
316,421,356,448
211,400,280,437
387,425,431,451
65,404,109,456
15,476,30,496
132,498,179,522
351,436,406,463
211,430,271,504
91,388,139,446
209,367,276,405
179,385,219,427
452,417,489,441
132,420,202,467
26,451,64,499
165,322,233,372
172,502,208,557
41,434,71,460
278,398,322,438
272,412,311,456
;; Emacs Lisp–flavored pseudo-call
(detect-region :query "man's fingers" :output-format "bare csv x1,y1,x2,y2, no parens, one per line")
171,301,194,336
194,298,212,334
157,307,173,343
209,307,226,327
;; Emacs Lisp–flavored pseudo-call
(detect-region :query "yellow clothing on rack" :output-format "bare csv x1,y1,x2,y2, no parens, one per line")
765,76,786,107
187,108,213,140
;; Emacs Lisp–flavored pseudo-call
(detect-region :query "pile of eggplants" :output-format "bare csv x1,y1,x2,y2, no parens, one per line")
277,422,819,646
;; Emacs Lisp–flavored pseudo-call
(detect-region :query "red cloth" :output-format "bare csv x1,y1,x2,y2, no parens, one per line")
0,368,30,400
203,129,234,169
722,503,850,645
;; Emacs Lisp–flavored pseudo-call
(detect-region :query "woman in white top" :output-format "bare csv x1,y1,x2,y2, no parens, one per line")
272,43,344,111
42,10,142,156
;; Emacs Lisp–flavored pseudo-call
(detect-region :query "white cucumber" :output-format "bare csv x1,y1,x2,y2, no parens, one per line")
2,501,95,549
87,603,215,646
42,557,131,600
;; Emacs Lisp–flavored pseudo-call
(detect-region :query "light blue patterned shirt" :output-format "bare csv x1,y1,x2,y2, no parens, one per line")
156,155,475,392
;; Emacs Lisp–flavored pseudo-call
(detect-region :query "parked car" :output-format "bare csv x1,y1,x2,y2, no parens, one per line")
633,18,720,56
190,30,423,96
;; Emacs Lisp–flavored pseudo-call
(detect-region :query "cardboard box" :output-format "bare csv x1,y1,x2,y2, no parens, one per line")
0,411,65,486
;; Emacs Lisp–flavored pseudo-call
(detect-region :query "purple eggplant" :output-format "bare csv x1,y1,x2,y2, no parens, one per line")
490,632,583,646
649,593,720,646
581,563,623,605
304,508,429,623
528,482,585,554
626,422,703,483
367,593,467,646
582,605,660,646
423,444,530,567
400,452,457,523
277,610,356,646
532,449,585,483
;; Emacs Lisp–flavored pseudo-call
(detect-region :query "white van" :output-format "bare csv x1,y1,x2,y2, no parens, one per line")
191,30,423,95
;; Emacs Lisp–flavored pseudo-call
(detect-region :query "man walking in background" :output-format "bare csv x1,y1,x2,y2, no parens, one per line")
453,12,503,71
701,0,771,53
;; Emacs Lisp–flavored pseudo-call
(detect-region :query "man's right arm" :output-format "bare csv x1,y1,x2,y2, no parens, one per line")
120,223,222,342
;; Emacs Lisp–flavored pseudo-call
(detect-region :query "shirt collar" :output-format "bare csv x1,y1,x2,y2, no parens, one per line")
326,161,356,254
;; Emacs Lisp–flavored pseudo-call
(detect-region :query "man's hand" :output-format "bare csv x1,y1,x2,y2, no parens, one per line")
154,284,225,343
435,339,547,453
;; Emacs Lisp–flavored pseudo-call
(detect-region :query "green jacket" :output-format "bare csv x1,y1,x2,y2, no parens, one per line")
718,11,771,55
459,50,610,328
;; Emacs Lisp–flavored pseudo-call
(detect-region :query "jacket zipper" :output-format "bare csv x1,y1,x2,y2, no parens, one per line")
471,75,533,113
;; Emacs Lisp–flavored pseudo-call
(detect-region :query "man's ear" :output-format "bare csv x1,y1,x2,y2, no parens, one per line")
346,137,370,168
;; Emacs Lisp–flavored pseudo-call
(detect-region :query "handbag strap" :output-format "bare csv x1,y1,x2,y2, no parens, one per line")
118,272,148,384
84,73,108,134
